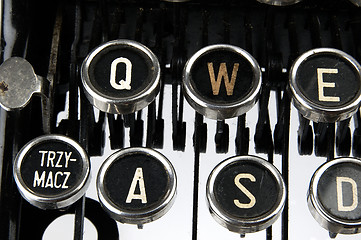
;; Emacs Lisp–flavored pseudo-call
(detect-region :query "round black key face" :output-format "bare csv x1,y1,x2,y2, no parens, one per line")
206,155,285,234
214,162,279,218
289,48,361,122
183,44,261,120
13,135,90,210
308,158,361,234
81,39,160,114
97,147,176,225
104,154,169,211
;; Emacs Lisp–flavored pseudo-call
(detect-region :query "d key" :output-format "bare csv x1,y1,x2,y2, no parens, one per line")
288,48,361,122
308,157,361,236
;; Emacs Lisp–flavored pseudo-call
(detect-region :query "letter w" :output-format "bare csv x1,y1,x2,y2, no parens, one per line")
207,62,239,96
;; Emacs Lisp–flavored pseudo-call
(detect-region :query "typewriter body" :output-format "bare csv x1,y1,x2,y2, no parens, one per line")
1,0,361,239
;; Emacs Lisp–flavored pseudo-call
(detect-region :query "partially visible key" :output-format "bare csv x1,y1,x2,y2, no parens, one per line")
308,157,361,237
0,57,49,111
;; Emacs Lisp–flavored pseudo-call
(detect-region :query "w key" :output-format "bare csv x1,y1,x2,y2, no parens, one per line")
182,44,262,120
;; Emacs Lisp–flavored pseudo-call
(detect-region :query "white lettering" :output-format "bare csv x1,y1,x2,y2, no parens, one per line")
317,68,340,102
126,168,147,204
47,151,56,167
39,151,47,167
234,173,256,209
32,171,71,189
110,57,132,90
55,151,63,168
54,172,63,188
38,151,75,168
62,172,70,189
337,176,358,212
33,171,46,188
45,171,54,188
64,152,73,168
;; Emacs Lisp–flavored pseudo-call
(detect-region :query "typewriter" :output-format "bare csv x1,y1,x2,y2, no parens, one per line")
1,0,361,239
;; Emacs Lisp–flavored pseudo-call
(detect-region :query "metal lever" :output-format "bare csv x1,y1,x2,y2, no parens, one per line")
0,57,49,111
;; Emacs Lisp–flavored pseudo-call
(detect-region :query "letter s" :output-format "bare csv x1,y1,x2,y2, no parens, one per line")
234,173,256,209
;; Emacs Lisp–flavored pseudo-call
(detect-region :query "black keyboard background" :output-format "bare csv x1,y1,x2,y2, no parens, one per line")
1,0,361,239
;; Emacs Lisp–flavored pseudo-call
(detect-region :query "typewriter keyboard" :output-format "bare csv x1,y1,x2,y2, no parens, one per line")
1,0,361,240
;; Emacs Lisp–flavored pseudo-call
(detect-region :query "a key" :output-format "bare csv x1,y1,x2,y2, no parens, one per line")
182,44,262,120
206,155,286,235
96,147,177,229
288,48,361,123
307,157,361,236
81,39,161,114
13,134,90,209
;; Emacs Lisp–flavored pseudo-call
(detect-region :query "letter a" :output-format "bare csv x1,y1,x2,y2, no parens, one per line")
336,176,358,212
126,168,147,204
234,173,256,209
207,62,239,96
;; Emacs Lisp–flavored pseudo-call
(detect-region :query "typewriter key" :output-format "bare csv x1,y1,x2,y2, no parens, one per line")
97,147,176,227
289,48,361,122
81,39,161,114
206,155,286,234
13,135,90,210
308,157,361,235
183,44,261,120
255,0,302,6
